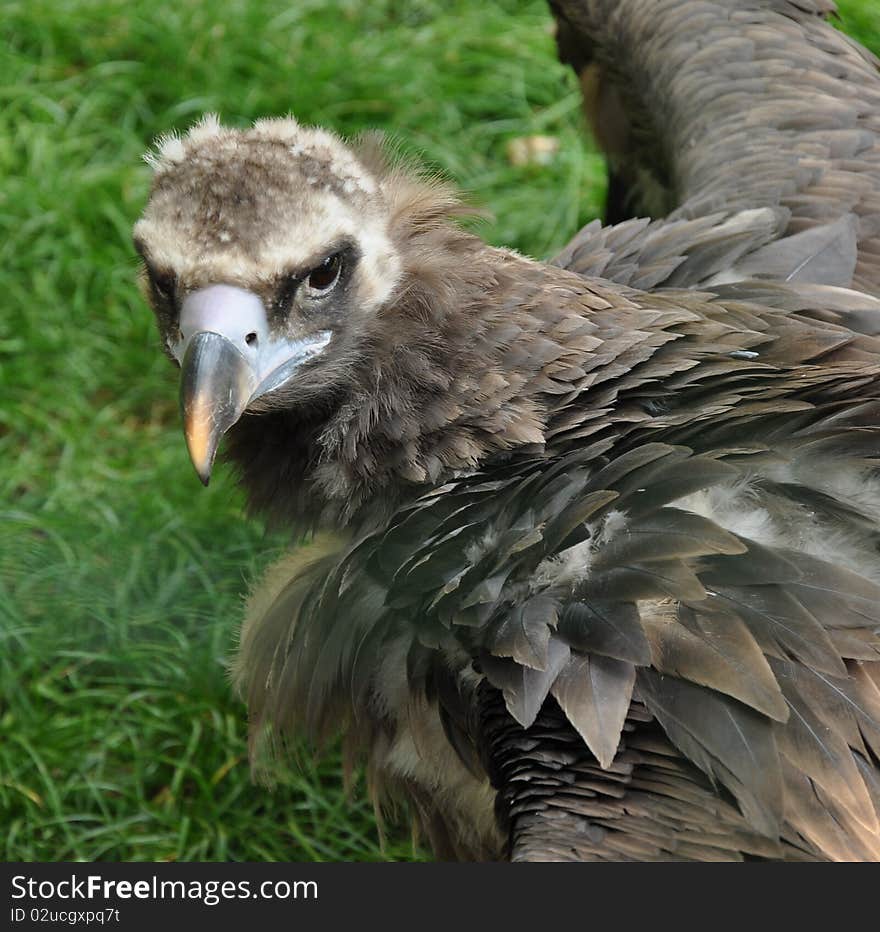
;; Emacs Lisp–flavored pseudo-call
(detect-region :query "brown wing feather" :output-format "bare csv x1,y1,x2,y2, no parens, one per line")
551,0,880,294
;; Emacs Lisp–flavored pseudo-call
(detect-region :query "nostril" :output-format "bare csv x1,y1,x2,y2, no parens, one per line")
245,332,258,347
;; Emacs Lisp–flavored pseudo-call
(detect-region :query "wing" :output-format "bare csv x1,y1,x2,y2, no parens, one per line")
393,441,880,860
239,420,880,859
550,0,880,295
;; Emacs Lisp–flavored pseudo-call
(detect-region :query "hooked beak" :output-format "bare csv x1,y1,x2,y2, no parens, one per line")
179,333,253,486
174,284,331,485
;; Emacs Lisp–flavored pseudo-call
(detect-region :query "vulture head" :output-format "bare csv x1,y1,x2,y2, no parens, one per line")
134,114,485,521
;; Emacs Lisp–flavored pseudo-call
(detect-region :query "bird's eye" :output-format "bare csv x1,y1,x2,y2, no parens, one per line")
304,253,343,295
148,267,177,304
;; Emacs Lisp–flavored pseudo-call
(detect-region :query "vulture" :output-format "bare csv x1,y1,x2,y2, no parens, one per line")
133,0,880,861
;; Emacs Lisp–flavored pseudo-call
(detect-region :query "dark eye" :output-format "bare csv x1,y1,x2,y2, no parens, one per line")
148,266,176,304
304,252,342,294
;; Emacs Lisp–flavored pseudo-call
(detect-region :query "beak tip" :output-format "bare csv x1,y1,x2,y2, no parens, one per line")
184,431,217,488
187,446,216,488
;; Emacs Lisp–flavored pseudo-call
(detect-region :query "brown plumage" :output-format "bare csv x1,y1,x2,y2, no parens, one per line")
553,0,880,295
134,0,880,860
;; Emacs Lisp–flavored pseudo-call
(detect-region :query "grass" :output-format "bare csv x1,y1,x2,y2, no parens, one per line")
1,0,878,862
